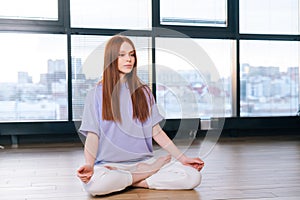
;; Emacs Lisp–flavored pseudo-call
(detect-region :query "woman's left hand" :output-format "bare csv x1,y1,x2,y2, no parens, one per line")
180,156,204,171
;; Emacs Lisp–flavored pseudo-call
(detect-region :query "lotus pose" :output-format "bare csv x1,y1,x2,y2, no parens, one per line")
77,35,204,196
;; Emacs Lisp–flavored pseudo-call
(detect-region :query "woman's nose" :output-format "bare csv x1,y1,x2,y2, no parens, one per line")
125,54,131,61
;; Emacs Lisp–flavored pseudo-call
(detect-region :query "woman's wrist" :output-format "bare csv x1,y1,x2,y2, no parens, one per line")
85,162,94,168
177,153,188,163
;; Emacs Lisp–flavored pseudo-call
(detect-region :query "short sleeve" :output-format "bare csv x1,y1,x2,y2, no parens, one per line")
148,92,164,126
78,88,101,137
151,102,164,126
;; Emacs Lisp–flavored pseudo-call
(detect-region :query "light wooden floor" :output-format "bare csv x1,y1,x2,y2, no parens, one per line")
1,135,300,200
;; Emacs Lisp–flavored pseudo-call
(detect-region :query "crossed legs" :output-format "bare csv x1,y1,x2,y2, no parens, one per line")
83,155,201,196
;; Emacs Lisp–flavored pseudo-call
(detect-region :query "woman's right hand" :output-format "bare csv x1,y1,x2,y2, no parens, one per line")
77,164,94,183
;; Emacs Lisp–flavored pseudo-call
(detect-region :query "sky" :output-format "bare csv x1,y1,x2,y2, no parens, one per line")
0,33,67,83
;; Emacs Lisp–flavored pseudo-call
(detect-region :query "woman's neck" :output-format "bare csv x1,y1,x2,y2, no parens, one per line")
119,74,127,83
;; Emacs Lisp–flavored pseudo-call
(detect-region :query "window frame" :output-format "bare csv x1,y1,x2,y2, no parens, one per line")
0,0,66,33
0,0,299,139
153,0,236,39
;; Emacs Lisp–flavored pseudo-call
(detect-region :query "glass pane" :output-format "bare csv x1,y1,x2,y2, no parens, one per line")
156,38,234,119
0,0,58,21
71,35,152,120
70,0,151,29
240,0,299,34
160,0,227,27
240,40,299,116
0,33,67,122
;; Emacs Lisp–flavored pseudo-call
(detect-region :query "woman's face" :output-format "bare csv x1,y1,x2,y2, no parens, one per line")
117,42,135,79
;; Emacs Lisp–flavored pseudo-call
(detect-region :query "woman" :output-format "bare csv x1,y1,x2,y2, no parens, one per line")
77,35,204,196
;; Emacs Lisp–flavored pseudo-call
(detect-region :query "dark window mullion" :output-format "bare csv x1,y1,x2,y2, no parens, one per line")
152,0,159,99
234,0,240,117
65,0,73,122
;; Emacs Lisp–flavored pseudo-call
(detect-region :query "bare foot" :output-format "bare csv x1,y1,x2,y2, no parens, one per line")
131,155,171,188
132,180,149,188
135,155,171,174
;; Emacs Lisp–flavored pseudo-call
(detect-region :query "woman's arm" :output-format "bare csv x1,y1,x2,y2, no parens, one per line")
84,132,99,165
77,132,99,183
152,124,204,171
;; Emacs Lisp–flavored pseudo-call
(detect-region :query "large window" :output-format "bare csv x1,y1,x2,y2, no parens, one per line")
0,0,58,21
240,0,300,34
0,33,67,122
70,0,151,29
240,40,299,116
239,0,300,117
155,38,233,119
0,0,299,132
160,0,227,27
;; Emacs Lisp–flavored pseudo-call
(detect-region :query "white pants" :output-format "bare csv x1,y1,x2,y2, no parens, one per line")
83,158,202,196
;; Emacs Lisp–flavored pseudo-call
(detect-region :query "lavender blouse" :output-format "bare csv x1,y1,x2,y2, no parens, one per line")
79,83,164,165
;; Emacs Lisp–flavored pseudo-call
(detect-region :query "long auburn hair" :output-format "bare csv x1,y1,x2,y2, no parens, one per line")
101,35,152,123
